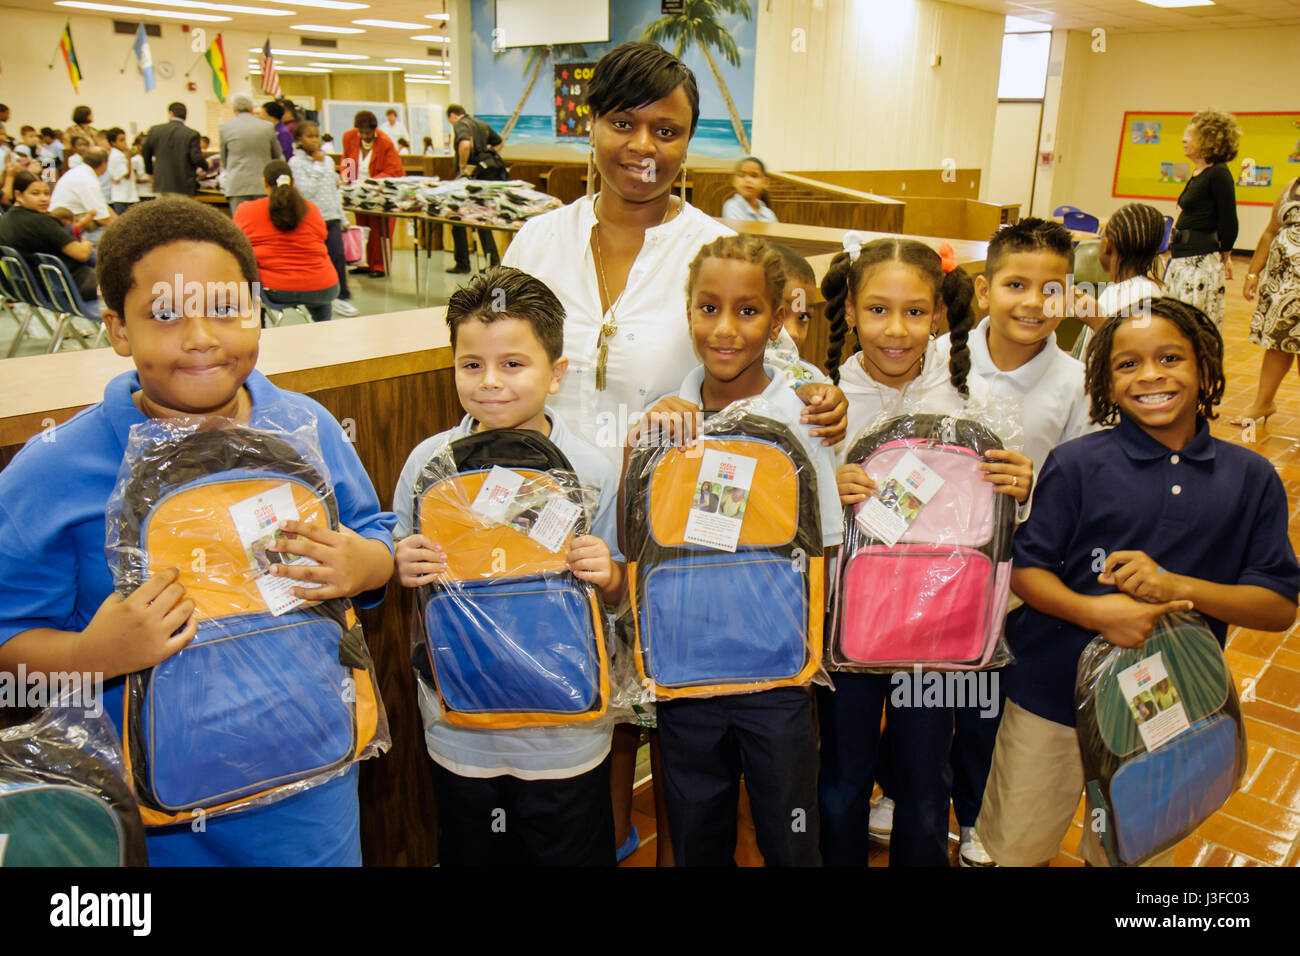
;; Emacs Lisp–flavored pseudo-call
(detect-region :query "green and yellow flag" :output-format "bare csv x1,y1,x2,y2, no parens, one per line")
204,33,229,103
59,22,82,92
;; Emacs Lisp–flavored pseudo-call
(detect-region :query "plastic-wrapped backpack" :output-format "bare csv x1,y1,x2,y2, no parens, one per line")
412,429,610,728
1075,611,1246,866
0,706,148,866
829,413,1015,671
624,405,824,699
111,422,388,826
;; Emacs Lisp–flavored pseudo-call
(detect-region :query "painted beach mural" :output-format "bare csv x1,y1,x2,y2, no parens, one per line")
471,0,756,160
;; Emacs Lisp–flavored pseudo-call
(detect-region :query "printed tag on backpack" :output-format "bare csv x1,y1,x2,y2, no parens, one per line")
856,451,945,547
684,448,757,553
1117,651,1191,752
228,482,323,616
528,497,582,552
470,466,525,523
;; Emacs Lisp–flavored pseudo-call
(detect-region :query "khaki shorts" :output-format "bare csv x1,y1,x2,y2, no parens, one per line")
977,700,1176,867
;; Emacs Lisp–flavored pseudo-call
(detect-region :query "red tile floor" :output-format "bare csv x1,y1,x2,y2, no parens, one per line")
621,260,1300,867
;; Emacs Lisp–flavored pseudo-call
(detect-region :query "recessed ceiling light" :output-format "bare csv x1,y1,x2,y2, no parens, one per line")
351,19,428,29
290,24,365,33
55,1,228,20
409,35,451,42
92,0,293,13
249,48,369,59
311,62,401,70
1135,0,1214,6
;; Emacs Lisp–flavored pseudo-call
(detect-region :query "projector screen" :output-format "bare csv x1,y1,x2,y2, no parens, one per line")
494,0,610,48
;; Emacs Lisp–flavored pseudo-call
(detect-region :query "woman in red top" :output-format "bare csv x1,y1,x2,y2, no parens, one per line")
342,110,404,277
233,160,339,322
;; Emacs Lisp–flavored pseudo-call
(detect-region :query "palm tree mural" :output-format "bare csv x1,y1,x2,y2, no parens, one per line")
642,0,754,153
500,43,588,141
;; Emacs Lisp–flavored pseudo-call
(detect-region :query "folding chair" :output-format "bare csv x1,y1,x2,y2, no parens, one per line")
1063,210,1101,235
35,253,107,352
0,245,59,356
258,290,312,328
1053,204,1083,218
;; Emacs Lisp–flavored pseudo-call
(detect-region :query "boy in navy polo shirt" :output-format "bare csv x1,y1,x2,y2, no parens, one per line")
977,297,1299,867
0,199,396,866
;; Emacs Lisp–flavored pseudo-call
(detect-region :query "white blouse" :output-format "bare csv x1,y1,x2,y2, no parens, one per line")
502,195,734,466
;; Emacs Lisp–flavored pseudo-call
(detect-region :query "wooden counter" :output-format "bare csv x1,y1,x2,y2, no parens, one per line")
0,308,458,867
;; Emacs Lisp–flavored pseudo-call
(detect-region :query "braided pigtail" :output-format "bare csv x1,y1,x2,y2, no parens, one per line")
821,250,853,384
942,266,976,399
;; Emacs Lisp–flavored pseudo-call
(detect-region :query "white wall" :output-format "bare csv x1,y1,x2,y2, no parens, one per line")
751,0,1004,177
1,8,456,142
986,101,1041,214
1050,25,1300,250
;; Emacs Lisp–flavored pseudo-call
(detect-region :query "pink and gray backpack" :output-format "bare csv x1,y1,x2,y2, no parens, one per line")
829,414,1015,671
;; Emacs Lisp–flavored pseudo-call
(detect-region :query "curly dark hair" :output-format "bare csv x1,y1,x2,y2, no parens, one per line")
96,198,259,315
821,238,975,396
1083,297,1225,426
1189,109,1241,164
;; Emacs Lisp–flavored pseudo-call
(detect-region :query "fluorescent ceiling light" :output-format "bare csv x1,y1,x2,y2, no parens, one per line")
249,48,369,59
56,1,228,20
425,12,449,20
403,73,447,79
290,24,365,33
280,0,369,7
383,58,447,65
409,35,451,42
404,78,450,85
1136,0,1214,6
250,65,332,74
88,0,293,13
311,62,400,70
351,19,428,29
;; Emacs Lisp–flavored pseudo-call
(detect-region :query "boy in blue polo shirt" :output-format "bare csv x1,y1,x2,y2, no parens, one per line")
393,265,625,866
0,198,396,866
977,297,1299,867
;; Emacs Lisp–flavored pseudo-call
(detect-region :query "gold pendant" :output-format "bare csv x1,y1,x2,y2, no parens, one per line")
595,319,617,391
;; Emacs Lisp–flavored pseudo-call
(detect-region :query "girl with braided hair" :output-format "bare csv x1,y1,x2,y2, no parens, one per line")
819,234,1033,867
1074,202,1166,360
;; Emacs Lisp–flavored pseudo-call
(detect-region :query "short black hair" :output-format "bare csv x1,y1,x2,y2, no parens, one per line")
446,104,465,118
1083,297,1225,426
445,266,565,362
263,101,285,121
770,243,815,286
586,42,700,136
168,101,187,119
353,110,377,131
72,105,92,125
96,198,259,316
104,127,126,146
985,217,1075,277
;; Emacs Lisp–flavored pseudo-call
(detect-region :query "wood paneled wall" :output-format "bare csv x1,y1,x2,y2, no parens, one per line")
791,169,982,199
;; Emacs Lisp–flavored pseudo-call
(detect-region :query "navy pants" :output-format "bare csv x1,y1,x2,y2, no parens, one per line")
323,218,351,301
431,756,615,867
657,686,821,866
818,673,953,867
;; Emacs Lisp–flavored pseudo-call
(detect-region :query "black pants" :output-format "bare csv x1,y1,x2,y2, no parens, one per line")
657,687,821,866
324,218,350,301
431,756,615,866
451,224,501,270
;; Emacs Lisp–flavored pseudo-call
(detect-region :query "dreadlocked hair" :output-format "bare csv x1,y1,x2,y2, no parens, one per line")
820,237,975,395
1084,296,1225,427
684,233,788,320
1103,203,1166,286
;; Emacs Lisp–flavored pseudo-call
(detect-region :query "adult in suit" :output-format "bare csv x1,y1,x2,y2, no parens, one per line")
220,92,283,215
341,110,404,277
141,102,208,197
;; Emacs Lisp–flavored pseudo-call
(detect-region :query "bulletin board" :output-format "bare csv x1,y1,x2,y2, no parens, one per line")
1112,111,1300,208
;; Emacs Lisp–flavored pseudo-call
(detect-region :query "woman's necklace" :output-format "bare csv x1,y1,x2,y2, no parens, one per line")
591,193,677,390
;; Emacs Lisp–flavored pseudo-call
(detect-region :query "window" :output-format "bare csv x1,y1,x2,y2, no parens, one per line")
998,20,1051,100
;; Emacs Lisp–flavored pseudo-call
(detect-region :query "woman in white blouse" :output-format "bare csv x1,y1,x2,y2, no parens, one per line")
502,40,846,867
290,121,358,317
720,156,778,223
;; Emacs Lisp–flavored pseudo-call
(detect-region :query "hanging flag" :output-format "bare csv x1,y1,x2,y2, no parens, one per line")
59,22,82,92
133,23,155,93
204,33,229,103
259,40,281,99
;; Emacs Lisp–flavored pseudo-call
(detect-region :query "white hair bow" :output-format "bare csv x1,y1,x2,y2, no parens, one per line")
842,231,869,262
275,174,291,187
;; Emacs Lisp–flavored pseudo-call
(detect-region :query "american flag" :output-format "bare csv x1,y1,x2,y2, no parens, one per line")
259,40,281,99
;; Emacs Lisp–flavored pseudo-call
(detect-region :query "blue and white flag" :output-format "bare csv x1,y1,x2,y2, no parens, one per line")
133,23,155,92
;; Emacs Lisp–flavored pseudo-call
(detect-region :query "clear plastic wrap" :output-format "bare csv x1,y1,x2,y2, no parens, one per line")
624,397,830,700
104,411,389,827
1075,611,1246,867
0,700,148,866
828,399,1025,673
410,428,626,728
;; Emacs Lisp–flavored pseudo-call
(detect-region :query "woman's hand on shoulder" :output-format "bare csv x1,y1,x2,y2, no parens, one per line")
796,383,848,446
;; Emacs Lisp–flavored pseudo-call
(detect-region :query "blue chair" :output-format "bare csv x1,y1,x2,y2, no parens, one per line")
258,290,312,328
1158,215,1174,254
1053,205,1082,218
1063,210,1100,234
35,253,106,351
0,245,59,356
